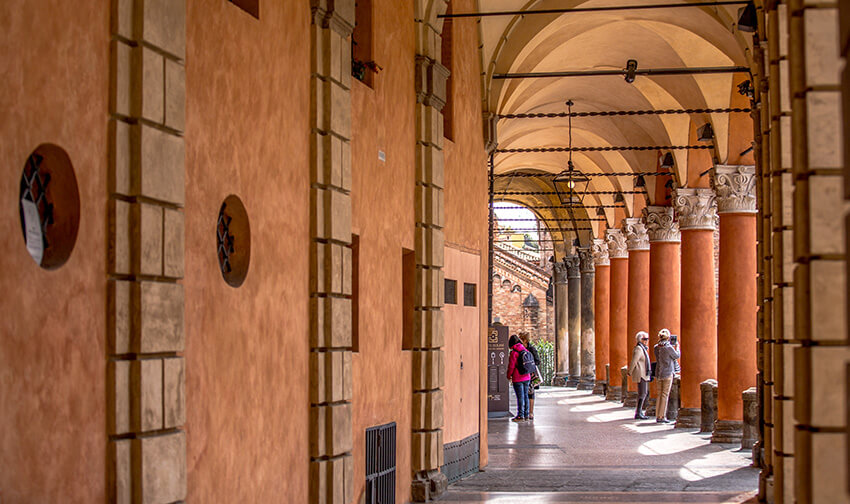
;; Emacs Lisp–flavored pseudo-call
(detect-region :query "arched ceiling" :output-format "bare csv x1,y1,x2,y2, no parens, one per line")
479,0,753,251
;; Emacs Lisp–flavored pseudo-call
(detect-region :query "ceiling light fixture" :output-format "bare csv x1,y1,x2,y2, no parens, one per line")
737,2,757,32
635,174,646,188
660,152,674,169
553,100,590,206
697,123,714,142
625,59,638,83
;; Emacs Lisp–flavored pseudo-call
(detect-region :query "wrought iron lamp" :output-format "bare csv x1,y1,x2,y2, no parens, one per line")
553,100,590,205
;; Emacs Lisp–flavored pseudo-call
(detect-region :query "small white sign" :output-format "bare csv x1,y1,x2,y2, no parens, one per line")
378,150,386,162
21,198,44,266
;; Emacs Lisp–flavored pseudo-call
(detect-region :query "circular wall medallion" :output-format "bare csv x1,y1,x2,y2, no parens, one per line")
216,194,250,287
18,144,80,269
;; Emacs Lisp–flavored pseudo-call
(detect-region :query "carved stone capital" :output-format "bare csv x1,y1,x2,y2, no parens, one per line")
578,247,595,273
673,188,717,230
621,218,649,251
642,206,681,243
415,56,450,112
553,260,568,284
565,255,581,279
605,229,628,259
712,165,757,214
591,238,609,266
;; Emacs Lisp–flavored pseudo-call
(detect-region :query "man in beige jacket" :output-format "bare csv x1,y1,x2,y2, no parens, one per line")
628,331,651,420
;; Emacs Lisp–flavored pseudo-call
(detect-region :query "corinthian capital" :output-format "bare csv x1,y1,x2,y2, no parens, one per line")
578,247,595,273
712,165,757,213
591,238,609,266
622,218,650,251
642,206,681,243
553,260,568,284
605,229,628,258
565,255,581,278
673,188,717,230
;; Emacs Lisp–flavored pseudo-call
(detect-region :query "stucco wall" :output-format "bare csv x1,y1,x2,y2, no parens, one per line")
0,1,108,501
184,1,310,501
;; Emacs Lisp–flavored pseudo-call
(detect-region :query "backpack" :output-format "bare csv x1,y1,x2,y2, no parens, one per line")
515,349,537,376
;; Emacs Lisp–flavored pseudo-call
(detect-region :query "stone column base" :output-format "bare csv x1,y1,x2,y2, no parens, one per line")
553,373,569,387
606,385,622,402
710,419,743,444
759,471,774,504
578,376,595,390
591,381,606,395
644,397,657,417
566,375,581,388
675,407,701,428
624,390,638,408
411,469,447,502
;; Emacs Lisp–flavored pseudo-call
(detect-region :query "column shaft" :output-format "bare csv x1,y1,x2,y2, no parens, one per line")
567,257,581,387
608,257,628,400
626,249,649,402
579,265,595,390
649,242,681,347
594,264,610,392
554,262,569,383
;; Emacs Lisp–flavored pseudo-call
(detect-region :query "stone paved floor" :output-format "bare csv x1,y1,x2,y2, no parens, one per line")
442,387,758,503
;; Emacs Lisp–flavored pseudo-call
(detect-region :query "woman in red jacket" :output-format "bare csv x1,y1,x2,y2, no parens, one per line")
506,334,532,422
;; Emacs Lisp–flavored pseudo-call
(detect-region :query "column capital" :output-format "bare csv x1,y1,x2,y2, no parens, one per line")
578,247,595,273
553,260,568,284
415,55,450,112
605,228,628,258
643,206,681,243
565,255,581,279
622,217,649,251
591,238,609,266
673,188,717,230
711,165,757,214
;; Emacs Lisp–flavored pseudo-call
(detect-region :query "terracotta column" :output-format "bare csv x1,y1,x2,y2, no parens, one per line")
566,255,582,387
673,188,718,428
578,248,596,390
644,206,682,413
553,259,569,385
711,165,758,443
623,218,650,407
605,229,629,401
592,239,610,395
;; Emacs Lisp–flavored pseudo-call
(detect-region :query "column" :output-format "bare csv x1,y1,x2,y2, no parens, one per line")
605,229,629,401
591,239,610,395
566,255,581,387
644,206,681,414
788,3,849,501
623,218,650,407
108,2,187,502
578,248,596,390
411,15,451,499
553,259,569,385
711,165,758,444
309,3,356,503
673,188,718,428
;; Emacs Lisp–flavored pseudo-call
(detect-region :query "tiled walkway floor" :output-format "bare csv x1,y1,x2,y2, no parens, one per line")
442,387,758,503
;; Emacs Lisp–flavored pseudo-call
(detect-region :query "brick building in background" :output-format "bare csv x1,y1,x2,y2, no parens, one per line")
491,242,555,343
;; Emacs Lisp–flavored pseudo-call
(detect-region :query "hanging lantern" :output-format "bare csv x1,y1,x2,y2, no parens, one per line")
552,100,590,206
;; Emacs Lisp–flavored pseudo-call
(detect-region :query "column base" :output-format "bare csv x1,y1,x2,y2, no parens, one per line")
710,419,743,445
566,374,581,388
759,470,774,504
644,397,657,417
591,381,606,395
675,407,701,428
623,390,637,408
553,373,569,387
411,469,447,502
577,376,595,390
606,385,622,402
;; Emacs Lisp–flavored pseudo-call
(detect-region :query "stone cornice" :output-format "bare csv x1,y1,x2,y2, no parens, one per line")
673,188,718,230
642,206,681,243
622,218,650,251
591,238,609,266
712,165,757,214
605,229,629,258
565,255,581,279
578,247,595,273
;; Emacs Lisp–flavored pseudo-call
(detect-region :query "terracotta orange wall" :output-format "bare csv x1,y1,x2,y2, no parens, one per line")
726,74,756,166
184,1,310,502
441,0,488,468
686,119,713,188
0,1,108,501
349,0,417,500
443,246,482,443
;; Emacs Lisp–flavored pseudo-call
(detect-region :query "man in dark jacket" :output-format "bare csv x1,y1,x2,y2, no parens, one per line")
653,329,681,423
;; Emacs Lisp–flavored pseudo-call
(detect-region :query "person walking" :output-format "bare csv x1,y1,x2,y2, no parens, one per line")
653,328,680,423
519,332,541,420
628,331,651,420
506,334,532,422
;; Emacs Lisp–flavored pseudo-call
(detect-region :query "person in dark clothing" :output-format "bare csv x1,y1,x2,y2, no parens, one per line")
506,334,532,422
519,332,541,420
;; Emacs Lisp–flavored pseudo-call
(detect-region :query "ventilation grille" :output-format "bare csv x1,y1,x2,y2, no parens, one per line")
366,422,396,504
441,433,480,484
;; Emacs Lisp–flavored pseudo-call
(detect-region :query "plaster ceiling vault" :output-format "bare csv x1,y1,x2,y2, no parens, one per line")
472,0,753,255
